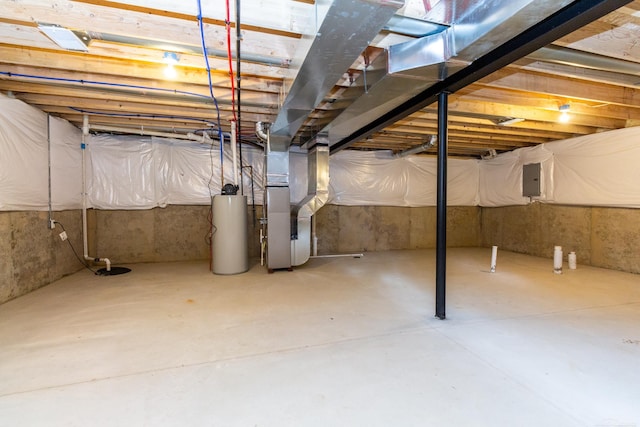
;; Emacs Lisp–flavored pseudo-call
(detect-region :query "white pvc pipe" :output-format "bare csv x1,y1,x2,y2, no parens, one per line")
231,121,238,186
89,124,197,141
47,114,54,229
82,115,111,272
490,245,498,273
218,131,224,190
82,115,89,258
553,245,563,274
568,251,577,270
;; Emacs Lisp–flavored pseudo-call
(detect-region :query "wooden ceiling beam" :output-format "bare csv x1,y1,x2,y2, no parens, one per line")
0,62,282,94
445,95,624,129
1,0,299,58
0,44,287,81
514,58,640,93
384,125,550,145
480,67,640,109
454,84,640,122
0,80,279,108
398,113,587,139
48,108,273,130
71,0,303,38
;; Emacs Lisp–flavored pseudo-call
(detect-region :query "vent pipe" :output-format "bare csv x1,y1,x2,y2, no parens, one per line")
395,135,436,158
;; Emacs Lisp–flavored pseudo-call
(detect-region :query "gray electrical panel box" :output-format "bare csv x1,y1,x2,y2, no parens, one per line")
523,163,541,197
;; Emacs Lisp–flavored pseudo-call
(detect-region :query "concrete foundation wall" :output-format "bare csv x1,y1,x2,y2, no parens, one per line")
0,210,84,304
91,204,263,264
481,204,640,274
315,205,481,253
4,203,638,304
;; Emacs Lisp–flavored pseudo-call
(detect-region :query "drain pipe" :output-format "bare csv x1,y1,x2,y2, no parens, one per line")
82,115,111,272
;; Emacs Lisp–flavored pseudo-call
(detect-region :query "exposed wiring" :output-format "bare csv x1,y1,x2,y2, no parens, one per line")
196,0,225,186
195,2,223,126
52,221,98,275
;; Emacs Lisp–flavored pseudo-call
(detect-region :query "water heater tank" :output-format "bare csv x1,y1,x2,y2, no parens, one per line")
212,194,249,275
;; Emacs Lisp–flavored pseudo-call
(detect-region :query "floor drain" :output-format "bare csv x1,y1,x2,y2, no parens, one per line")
96,267,131,276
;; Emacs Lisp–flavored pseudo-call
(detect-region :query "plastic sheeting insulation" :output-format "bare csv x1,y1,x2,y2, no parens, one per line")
87,134,269,209
2,94,640,210
478,127,640,208
0,95,81,210
329,151,479,206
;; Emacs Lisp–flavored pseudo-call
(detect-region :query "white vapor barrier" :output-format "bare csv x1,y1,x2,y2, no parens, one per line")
547,127,640,207
328,151,479,206
478,127,640,207
2,94,640,210
478,144,553,207
87,135,268,209
0,95,82,211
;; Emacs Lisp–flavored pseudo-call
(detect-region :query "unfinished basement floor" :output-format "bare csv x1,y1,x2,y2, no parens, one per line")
1,248,639,427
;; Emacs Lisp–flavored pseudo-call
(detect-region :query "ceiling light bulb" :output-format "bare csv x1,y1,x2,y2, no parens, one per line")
164,64,177,79
558,103,571,123
162,52,179,79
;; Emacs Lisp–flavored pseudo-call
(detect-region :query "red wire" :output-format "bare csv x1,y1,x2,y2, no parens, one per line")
225,0,238,123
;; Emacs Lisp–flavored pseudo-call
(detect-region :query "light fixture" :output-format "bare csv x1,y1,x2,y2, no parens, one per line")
481,149,498,160
559,103,571,123
163,52,180,79
38,23,90,52
495,117,525,126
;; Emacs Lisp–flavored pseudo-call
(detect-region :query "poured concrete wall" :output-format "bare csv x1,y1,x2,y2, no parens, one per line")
481,204,640,274
315,205,481,254
0,210,83,304
5,203,637,305
91,204,263,264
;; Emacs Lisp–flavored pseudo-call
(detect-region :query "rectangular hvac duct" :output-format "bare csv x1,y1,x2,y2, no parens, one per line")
324,0,575,149
269,0,404,150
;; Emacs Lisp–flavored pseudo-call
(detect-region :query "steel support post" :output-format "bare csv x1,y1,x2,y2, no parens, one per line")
435,91,448,320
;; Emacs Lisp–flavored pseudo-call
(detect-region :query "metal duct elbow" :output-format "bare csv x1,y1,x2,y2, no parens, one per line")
256,121,270,143
395,135,436,158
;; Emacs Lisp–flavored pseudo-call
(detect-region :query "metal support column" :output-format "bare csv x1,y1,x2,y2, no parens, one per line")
435,91,448,320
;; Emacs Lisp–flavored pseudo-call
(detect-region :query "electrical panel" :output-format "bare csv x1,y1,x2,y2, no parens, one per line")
522,163,541,197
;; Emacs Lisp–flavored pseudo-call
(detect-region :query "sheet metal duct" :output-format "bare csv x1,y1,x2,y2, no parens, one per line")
329,0,631,154
291,140,329,266
324,0,575,147
268,0,404,151
264,0,402,270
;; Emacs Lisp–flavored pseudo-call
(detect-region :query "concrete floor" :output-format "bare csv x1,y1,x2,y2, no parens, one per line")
1,248,639,427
